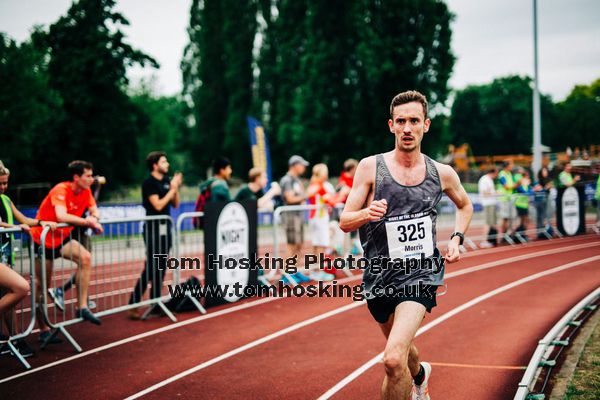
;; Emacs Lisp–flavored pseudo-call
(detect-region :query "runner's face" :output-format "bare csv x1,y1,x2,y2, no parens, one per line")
388,102,430,152
76,168,94,190
157,156,169,174
0,174,8,194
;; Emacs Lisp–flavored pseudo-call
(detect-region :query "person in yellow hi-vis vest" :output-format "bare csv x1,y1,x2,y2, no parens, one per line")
496,160,522,241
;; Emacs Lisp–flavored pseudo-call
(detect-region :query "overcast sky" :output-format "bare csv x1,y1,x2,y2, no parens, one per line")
1,0,598,101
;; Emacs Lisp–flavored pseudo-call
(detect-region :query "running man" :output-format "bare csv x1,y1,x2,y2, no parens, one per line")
340,90,473,399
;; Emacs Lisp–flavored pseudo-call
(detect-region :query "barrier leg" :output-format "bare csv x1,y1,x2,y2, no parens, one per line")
141,301,177,322
58,325,82,353
180,293,207,314
6,340,31,370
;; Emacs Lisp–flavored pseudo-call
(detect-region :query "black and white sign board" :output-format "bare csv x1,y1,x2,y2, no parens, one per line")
203,200,258,307
556,186,585,236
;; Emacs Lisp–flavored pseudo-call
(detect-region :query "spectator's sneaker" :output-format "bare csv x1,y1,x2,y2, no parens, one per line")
88,299,97,310
412,362,431,400
48,288,65,311
14,339,35,358
0,334,8,344
76,308,101,325
39,330,63,345
128,307,142,320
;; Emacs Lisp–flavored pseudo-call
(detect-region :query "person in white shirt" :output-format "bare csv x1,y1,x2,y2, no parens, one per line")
478,167,499,246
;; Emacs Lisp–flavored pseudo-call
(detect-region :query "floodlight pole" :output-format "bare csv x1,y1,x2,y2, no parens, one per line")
532,0,542,174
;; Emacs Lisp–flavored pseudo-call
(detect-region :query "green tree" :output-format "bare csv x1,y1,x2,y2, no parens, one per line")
450,75,557,155
552,78,600,150
38,0,158,187
130,83,189,182
0,32,64,184
182,0,257,179
256,0,455,176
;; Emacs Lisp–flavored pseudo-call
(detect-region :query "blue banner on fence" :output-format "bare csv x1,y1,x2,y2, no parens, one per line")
247,116,272,186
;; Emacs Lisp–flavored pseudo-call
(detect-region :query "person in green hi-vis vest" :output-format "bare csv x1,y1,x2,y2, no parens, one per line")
557,162,580,188
496,160,522,240
0,161,57,358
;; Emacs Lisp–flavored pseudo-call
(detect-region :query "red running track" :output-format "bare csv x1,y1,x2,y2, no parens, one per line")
0,234,598,400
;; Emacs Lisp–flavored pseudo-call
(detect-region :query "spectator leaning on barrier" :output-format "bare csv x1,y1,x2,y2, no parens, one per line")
0,161,57,357
234,167,281,210
48,174,106,313
128,151,182,320
557,162,580,188
477,167,498,247
279,155,311,283
31,161,104,344
496,160,521,241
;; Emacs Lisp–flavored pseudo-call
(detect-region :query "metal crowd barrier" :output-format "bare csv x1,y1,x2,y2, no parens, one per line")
514,286,600,399
267,203,356,286
37,215,180,352
173,211,209,314
0,226,36,369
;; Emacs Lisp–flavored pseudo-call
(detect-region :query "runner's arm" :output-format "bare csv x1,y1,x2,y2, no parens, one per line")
340,157,384,232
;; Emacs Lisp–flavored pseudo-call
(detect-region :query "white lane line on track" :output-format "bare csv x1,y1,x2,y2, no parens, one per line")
316,255,600,400
124,302,365,400
1,239,596,384
0,274,358,385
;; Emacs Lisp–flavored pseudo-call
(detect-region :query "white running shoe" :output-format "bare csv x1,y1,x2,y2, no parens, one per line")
412,362,431,400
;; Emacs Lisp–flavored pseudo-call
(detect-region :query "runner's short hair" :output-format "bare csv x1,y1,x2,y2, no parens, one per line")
248,167,264,182
390,90,428,119
146,151,166,171
68,160,93,178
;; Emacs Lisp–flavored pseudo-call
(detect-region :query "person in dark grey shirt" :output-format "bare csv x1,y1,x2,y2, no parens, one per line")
340,91,473,399
129,151,181,319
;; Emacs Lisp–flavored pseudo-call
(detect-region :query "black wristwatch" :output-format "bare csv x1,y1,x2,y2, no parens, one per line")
450,232,464,245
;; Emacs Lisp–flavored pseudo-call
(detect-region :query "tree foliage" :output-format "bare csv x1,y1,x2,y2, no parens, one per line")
0,32,64,184
182,0,257,177
449,75,557,155
181,0,455,178
38,0,158,186
552,78,600,150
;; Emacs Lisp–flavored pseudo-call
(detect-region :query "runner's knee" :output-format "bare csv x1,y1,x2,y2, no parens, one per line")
383,346,409,377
